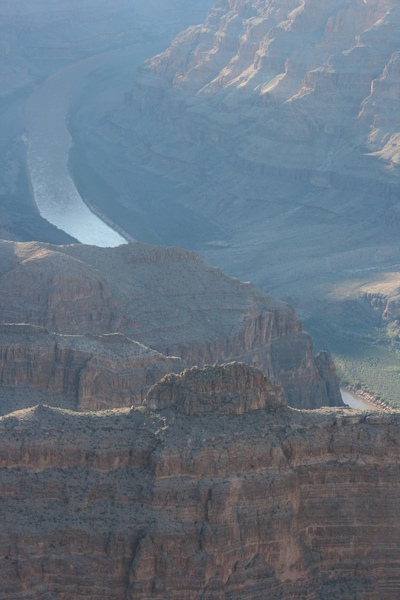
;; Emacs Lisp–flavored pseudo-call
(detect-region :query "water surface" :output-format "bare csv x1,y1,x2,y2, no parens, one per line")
341,389,375,411
24,53,128,247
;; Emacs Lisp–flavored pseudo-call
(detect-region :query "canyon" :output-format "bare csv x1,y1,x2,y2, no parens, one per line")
72,0,400,404
1,0,399,404
0,324,185,414
0,0,215,244
0,239,341,411
1,2,400,597
0,363,399,599
112,0,400,302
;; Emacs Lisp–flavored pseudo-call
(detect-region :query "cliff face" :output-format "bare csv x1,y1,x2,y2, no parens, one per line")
0,364,398,599
359,276,400,324
141,0,400,176
106,0,400,309
145,361,286,414
0,240,342,409
0,324,185,413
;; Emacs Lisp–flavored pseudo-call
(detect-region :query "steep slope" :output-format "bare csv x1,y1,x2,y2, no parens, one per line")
0,239,341,409
0,363,398,598
140,0,400,186
0,324,185,413
0,239,340,409
101,0,400,305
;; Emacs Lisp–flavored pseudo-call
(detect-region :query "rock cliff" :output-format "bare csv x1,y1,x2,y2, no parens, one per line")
145,361,285,414
0,239,342,409
140,0,400,180
0,324,185,413
0,363,398,599
106,0,400,308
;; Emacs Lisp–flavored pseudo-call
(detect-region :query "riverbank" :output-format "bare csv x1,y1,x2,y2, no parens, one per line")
23,47,139,247
347,386,392,411
341,387,391,412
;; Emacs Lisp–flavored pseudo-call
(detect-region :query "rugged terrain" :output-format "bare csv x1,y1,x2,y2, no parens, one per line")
0,0,214,244
0,363,399,599
0,324,185,414
107,0,399,294
70,0,400,404
0,239,341,410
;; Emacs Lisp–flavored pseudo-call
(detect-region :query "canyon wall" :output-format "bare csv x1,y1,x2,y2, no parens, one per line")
0,240,341,409
105,0,400,308
0,324,185,413
0,363,398,598
139,0,400,186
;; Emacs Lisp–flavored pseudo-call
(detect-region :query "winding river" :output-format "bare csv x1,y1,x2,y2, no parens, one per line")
24,49,139,247
22,45,386,413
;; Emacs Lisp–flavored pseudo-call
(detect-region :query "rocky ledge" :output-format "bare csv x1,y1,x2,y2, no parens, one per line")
0,324,185,413
0,363,398,599
0,239,342,409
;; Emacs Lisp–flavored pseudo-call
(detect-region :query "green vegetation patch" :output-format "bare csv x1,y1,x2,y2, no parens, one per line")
305,313,400,407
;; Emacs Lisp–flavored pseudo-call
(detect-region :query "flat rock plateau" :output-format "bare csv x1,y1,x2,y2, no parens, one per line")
0,239,341,410
1,362,400,599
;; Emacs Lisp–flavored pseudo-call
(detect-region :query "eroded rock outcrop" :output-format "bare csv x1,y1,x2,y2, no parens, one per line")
145,362,285,414
0,364,398,598
140,0,400,177
0,239,342,409
0,324,185,412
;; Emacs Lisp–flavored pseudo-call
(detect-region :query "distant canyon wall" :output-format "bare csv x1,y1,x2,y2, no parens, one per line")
137,0,400,180
101,0,400,306
0,324,185,412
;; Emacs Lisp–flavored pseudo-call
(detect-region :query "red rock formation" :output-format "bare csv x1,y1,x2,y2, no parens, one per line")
0,324,185,412
0,364,398,598
0,239,342,409
145,361,285,414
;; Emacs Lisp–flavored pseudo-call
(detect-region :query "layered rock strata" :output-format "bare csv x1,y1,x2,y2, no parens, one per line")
0,363,398,599
0,324,185,413
0,239,342,409
103,0,400,308
137,0,400,188
145,361,285,414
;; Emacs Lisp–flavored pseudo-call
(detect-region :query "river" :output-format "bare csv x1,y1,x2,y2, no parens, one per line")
341,388,375,411
23,48,151,247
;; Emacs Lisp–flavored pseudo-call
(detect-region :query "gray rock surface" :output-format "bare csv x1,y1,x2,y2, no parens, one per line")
106,0,400,310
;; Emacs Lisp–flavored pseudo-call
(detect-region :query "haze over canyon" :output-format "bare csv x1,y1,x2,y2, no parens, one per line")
1,0,400,598
64,0,400,403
